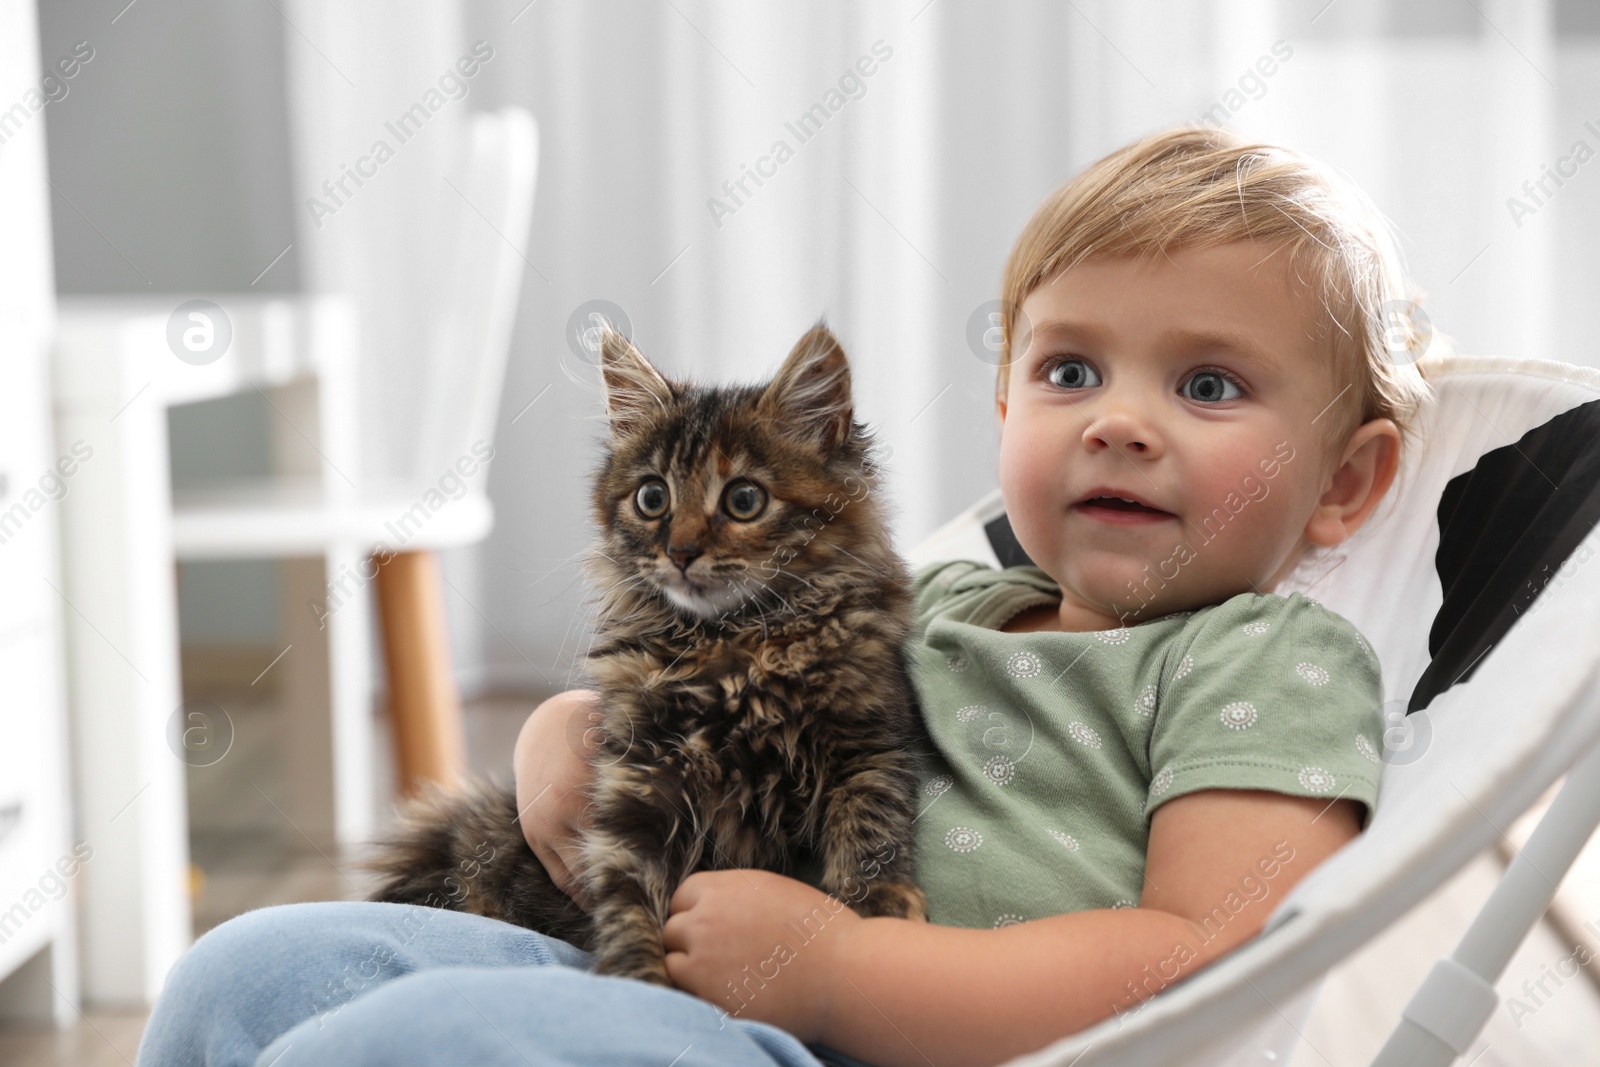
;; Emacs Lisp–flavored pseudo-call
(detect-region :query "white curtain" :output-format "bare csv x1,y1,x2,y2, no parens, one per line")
280,0,1590,695
282,0,470,487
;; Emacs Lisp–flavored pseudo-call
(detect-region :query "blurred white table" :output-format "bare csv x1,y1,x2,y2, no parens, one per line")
52,294,370,1007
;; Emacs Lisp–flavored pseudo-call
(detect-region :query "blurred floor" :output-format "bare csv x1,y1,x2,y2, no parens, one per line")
180,684,534,937
2,685,1598,1066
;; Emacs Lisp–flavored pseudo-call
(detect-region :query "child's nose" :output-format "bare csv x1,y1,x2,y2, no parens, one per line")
1080,404,1164,458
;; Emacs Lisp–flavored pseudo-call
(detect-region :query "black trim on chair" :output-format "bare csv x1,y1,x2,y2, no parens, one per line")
1412,398,1600,713
984,514,1036,569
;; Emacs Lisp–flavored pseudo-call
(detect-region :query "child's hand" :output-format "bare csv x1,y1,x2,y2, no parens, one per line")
663,869,861,1043
513,690,602,911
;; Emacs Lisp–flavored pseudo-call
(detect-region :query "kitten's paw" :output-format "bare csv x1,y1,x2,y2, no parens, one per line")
594,953,674,987
851,881,928,922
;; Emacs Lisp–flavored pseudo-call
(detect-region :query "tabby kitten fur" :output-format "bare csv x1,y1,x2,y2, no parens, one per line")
365,322,928,986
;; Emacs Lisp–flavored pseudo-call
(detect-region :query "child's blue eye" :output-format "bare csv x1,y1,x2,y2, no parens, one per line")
1046,359,1100,390
1181,370,1244,403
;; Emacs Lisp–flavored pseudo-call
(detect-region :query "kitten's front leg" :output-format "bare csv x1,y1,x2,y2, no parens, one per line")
580,768,700,985
817,750,928,922
581,825,682,985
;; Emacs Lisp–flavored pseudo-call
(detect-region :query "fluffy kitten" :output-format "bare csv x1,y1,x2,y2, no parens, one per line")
364,322,928,985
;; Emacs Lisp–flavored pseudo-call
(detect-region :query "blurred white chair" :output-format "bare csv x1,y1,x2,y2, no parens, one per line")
171,106,540,839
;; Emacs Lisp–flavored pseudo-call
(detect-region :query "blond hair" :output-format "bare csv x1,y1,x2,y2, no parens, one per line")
995,124,1439,463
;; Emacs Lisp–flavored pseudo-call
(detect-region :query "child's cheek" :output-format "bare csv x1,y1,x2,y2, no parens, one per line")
997,430,1040,520
998,431,1058,560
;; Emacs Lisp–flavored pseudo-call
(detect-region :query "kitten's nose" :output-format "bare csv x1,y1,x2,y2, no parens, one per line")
667,544,702,573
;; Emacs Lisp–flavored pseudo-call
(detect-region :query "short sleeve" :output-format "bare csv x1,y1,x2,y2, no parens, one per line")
1145,594,1385,830
912,559,988,626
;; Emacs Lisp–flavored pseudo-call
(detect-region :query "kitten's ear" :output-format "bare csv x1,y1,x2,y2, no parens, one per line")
759,323,853,452
598,325,674,436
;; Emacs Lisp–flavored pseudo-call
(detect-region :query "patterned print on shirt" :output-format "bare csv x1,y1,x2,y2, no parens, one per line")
1220,701,1258,730
1296,662,1330,686
983,755,1016,785
1006,650,1043,677
1048,829,1081,851
1298,767,1336,792
1068,721,1103,749
945,826,983,852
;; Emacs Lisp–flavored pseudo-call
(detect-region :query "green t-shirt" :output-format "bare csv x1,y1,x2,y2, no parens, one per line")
902,560,1385,930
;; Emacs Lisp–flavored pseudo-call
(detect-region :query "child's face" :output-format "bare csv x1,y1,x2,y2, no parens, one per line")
998,241,1352,630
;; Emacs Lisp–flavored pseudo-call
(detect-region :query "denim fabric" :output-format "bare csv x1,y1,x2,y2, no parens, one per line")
136,900,881,1067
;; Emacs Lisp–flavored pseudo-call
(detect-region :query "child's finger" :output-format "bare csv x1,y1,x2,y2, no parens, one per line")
661,912,687,952
663,950,692,991
668,870,707,914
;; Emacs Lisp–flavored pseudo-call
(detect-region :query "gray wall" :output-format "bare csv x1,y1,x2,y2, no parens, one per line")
39,0,300,647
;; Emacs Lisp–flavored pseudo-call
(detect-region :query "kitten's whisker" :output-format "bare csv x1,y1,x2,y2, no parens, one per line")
832,545,875,569
526,546,591,589
744,577,786,613
787,571,821,594
611,575,653,595
746,582,780,642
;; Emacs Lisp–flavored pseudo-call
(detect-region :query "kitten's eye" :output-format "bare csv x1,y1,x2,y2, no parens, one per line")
1046,359,1100,390
722,480,767,521
1181,370,1244,403
634,478,670,519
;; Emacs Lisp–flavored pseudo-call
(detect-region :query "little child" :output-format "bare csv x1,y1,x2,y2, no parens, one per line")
137,124,1434,1067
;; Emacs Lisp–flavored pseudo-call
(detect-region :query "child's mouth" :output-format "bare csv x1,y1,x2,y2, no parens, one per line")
1074,495,1177,525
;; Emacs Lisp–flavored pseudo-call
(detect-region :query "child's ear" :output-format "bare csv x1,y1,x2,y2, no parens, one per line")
1303,418,1402,548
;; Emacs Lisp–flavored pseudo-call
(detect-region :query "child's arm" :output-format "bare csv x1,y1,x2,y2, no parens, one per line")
665,788,1363,1067
513,689,603,911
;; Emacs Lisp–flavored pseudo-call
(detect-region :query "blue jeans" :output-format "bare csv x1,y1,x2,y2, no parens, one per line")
136,900,880,1067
